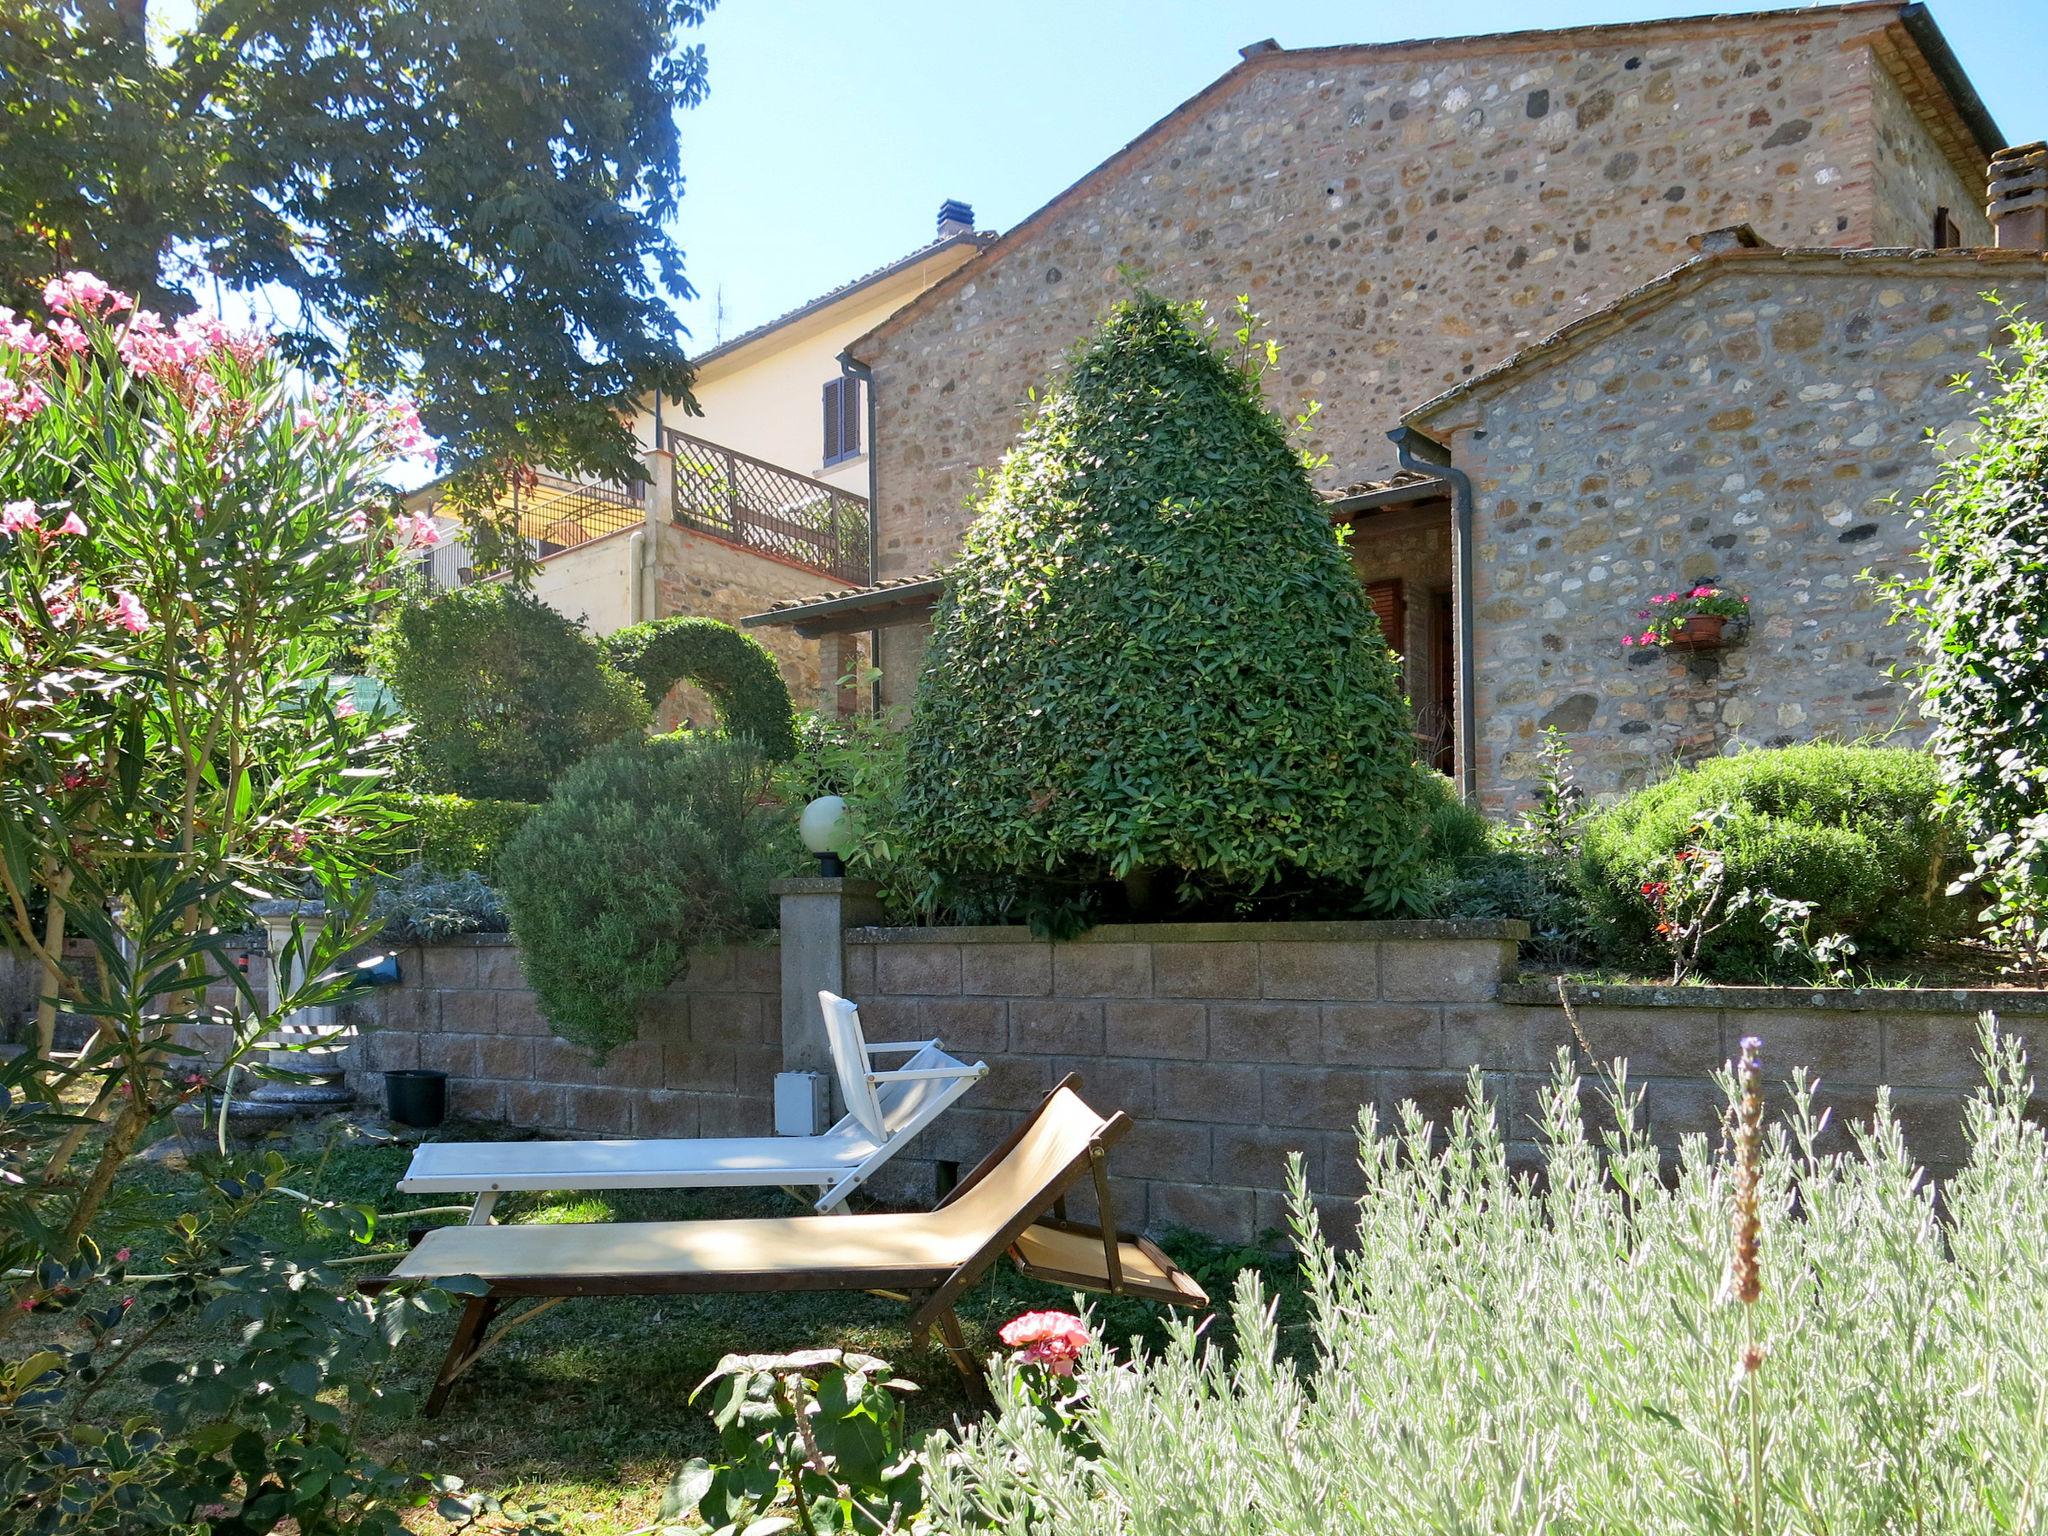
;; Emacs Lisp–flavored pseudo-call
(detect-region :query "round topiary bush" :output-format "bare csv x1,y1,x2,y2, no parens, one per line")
896,292,1428,916
372,584,648,801
495,733,790,1058
599,616,797,760
1579,743,1968,974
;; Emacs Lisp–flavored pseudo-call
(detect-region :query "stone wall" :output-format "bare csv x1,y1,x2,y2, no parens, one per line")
852,9,1987,585
336,916,2048,1246
343,934,782,1138
1408,250,2048,809
654,522,855,722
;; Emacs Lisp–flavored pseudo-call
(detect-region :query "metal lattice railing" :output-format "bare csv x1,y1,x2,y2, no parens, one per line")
663,428,870,584
409,471,644,590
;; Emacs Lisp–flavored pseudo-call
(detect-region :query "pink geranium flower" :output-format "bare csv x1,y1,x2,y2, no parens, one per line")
998,1309,1092,1376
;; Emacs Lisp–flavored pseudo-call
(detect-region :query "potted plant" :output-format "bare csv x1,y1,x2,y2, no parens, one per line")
1622,586,1750,652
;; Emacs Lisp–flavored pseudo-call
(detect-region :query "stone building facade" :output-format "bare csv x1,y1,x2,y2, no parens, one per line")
846,4,1991,586
1405,245,2048,808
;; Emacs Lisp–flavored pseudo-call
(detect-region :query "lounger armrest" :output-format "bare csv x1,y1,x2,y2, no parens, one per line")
869,1065,986,1084
862,1040,944,1056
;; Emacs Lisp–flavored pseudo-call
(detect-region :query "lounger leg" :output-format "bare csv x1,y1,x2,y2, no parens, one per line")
467,1190,500,1226
424,1295,499,1418
933,1309,991,1408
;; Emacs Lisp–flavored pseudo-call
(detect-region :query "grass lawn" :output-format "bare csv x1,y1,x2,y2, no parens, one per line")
49,1115,1307,1534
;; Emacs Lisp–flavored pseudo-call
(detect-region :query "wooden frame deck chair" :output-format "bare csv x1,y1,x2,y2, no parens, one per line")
364,1076,1207,1415
397,992,984,1221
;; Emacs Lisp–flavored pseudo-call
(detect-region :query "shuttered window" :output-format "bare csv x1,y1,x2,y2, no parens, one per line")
1366,578,1406,657
822,376,862,465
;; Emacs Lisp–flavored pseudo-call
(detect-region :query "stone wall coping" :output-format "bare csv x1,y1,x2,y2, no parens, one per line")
772,878,883,897
845,918,1530,946
388,930,778,952
1501,980,2048,1015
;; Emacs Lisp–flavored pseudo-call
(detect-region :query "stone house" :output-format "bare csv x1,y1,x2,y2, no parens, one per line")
747,3,2022,807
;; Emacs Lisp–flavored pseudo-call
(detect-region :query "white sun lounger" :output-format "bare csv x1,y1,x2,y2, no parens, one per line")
397,993,986,1222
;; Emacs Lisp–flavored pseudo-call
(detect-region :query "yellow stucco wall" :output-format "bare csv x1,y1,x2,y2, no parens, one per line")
630,242,982,494
528,528,641,638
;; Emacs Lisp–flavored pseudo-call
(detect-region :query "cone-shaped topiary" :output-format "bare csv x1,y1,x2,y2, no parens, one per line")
897,293,1429,914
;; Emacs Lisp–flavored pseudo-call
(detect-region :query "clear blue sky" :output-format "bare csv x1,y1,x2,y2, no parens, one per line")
669,0,2043,348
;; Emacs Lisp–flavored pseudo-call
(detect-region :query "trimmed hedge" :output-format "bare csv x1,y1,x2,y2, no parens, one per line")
600,617,797,761
896,292,1427,915
495,733,791,1058
398,794,536,878
1580,744,1969,973
372,584,648,800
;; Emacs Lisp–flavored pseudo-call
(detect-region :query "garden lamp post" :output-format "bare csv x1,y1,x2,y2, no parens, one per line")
800,795,851,878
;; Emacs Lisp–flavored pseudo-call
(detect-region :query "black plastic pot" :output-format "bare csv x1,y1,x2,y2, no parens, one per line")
382,1068,447,1129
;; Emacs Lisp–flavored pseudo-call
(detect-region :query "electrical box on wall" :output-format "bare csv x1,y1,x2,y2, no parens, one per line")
773,1071,829,1136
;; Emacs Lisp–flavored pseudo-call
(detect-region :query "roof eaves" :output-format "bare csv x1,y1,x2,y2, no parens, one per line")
742,575,946,637
1897,3,2003,160
692,231,995,374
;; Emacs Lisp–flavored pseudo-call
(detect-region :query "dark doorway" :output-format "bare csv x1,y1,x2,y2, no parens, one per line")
1429,591,1456,775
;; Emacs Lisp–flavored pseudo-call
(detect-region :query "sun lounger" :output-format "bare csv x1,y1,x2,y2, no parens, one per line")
398,993,985,1220
365,1075,1207,1414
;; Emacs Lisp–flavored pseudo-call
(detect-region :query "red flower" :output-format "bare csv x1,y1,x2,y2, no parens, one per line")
999,1309,1092,1377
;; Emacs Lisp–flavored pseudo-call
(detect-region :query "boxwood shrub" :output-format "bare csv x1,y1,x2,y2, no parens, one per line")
1579,743,1968,973
397,794,537,877
897,293,1427,917
600,616,798,761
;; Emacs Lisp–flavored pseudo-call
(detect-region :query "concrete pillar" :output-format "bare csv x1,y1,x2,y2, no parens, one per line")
772,877,881,1076
637,447,674,623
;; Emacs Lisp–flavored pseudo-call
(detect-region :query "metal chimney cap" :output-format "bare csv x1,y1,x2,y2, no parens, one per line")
936,198,975,236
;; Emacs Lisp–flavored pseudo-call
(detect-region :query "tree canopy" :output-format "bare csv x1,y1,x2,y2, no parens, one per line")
1,0,715,563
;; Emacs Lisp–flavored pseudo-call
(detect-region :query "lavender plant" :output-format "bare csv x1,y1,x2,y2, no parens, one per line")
922,1018,2048,1535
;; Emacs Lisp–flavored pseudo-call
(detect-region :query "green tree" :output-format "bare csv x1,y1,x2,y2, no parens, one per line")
0,0,716,572
897,293,1428,920
1886,300,2048,962
372,583,649,801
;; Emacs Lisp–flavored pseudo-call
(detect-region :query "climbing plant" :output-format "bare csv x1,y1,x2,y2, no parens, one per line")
601,615,798,760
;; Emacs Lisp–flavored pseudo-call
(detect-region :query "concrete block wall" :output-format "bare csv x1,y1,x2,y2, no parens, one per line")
843,920,1527,1243
342,934,782,1139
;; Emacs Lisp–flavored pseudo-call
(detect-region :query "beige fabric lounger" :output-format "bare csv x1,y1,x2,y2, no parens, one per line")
365,1076,1206,1414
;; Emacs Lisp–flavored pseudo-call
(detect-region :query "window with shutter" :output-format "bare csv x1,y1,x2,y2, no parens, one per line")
1932,207,1963,249
822,376,862,465
1365,578,1406,657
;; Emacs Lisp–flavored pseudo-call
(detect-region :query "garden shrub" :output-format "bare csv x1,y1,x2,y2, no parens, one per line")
370,864,509,942
372,583,648,801
922,1027,2048,1535
398,792,536,877
496,733,791,1057
600,615,798,760
1886,300,2048,961
897,293,1426,918
1579,743,1966,974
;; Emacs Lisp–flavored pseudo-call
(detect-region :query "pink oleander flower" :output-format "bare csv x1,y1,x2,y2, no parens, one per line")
44,580,77,625
402,511,442,547
294,407,318,432
1,499,38,537
42,271,129,319
342,506,370,535
0,375,49,425
1621,634,1636,647
106,589,148,633
0,306,46,355
334,694,357,719
48,317,89,355
53,511,85,538
999,1309,1092,1376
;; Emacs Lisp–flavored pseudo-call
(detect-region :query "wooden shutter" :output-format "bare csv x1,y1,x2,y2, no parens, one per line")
822,376,862,464
1366,578,1406,657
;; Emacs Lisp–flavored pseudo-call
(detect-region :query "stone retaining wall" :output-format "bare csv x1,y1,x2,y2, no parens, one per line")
343,934,781,1139
335,919,2048,1247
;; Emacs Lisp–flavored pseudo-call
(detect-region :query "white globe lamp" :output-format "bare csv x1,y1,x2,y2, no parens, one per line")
800,795,851,877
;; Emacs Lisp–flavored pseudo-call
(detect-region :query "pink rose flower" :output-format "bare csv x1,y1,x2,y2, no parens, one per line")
106,590,148,633
999,1309,1092,1377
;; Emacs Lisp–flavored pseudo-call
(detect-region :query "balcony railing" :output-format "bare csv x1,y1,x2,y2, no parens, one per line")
409,471,645,590
663,428,870,585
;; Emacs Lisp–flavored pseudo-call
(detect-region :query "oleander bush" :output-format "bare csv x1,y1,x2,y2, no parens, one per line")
496,733,791,1057
1579,743,1967,975
923,1023,2048,1535
897,292,1427,923
373,582,647,801
601,615,798,760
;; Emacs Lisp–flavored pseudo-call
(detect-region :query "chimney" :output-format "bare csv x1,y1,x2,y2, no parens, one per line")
1987,142,2048,250
936,199,975,240
1239,38,1280,60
